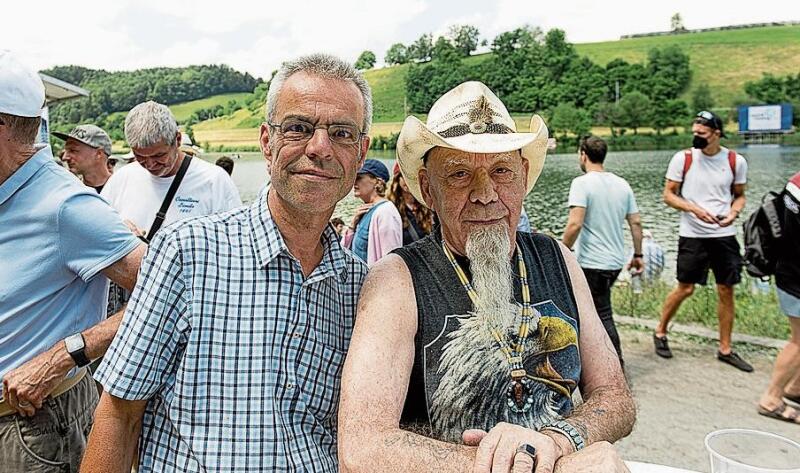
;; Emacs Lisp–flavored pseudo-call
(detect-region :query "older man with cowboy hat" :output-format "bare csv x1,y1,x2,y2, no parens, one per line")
338,81,635,473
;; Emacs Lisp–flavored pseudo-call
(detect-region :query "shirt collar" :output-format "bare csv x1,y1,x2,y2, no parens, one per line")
249,187,288,268
248,187,349,280
0,145,53,208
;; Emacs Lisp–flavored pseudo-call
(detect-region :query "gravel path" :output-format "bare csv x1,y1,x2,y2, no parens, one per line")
615,326,800,472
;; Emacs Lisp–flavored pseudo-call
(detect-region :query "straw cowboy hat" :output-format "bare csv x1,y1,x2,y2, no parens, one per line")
396,81,549,205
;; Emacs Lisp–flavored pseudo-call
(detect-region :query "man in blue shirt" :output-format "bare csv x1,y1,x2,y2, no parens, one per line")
0,51,145,472
562,136,643,363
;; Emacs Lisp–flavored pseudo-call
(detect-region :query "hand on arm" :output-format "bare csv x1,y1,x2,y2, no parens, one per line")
561,206,586,250
555,243,636,445
1,244,145,416
81,393,147,473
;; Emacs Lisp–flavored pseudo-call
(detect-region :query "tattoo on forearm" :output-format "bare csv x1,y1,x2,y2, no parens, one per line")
568,385,636,445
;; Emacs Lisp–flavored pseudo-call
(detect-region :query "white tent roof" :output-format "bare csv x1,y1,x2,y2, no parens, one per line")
39,73,89,105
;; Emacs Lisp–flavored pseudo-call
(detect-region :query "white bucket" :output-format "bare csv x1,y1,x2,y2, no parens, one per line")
705,429,800,473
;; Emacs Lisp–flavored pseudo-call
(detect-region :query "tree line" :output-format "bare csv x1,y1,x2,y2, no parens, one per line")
402,26,694,139
744,72,800,126
46,64,261,140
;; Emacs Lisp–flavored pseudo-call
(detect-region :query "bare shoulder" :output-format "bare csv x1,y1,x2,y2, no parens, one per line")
356,254,417,332
555,240,580,272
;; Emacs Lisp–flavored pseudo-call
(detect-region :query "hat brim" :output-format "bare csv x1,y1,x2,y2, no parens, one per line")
52,131,107,153
396,114,549,205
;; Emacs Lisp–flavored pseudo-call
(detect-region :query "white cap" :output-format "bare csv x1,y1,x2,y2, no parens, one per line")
0,50,45,118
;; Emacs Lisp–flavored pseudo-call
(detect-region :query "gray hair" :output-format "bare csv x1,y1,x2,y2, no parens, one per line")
124,101,179,149
266,53,373,134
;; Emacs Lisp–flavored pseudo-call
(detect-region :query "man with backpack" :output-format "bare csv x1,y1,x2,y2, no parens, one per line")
654,110,752,372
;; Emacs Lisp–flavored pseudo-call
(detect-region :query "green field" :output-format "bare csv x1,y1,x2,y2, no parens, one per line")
190,24,800,147
169,92,253,122
104,92,255,125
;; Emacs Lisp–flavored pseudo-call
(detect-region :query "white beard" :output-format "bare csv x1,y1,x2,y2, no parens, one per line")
430,224,557,442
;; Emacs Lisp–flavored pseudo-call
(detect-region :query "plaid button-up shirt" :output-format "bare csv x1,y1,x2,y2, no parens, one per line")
95,189,368,472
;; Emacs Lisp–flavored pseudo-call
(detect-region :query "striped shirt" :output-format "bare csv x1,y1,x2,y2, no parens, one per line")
95,189,368,472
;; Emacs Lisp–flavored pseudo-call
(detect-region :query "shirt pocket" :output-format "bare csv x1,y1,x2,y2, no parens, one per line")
295,338,347,431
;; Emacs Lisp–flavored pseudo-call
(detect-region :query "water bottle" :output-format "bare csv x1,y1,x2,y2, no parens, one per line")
630,270,643,294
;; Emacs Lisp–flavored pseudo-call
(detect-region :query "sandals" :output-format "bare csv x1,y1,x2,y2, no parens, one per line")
758,402,800,424
784,393,800,406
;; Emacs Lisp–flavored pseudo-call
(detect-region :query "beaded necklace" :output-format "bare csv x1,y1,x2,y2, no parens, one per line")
441,240,537,413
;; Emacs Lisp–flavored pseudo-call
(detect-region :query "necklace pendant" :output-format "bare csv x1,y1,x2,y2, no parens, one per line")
506,377,533,413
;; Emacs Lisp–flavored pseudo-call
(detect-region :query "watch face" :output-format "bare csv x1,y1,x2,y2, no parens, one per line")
65,334,85,353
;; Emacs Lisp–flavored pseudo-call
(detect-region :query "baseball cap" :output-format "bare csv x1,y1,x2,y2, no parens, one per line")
694,110,727,138
0,50,45,118
52,125,113,156
357,159,390,182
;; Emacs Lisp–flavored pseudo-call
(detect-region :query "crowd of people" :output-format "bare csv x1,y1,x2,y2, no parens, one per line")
1,47,799,473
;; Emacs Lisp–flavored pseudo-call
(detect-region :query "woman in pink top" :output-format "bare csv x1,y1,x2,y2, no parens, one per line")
341,159,402,265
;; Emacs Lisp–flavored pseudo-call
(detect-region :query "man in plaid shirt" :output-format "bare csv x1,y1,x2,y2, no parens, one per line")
82,53,372,472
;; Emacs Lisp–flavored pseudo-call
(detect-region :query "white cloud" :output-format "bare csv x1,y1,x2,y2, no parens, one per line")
1,0,798,78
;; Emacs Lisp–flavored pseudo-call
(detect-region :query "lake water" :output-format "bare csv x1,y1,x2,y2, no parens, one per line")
205,146,800,277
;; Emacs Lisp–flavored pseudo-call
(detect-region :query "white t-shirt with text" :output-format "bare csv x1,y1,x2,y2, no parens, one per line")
665,147,747,238
101,158,242,236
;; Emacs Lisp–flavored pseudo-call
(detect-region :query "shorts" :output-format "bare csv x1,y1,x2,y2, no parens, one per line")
777,287,800,318
677,236,742,286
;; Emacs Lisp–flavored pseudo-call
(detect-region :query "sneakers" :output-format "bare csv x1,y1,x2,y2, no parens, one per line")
653,334,673,358
717,351,754,372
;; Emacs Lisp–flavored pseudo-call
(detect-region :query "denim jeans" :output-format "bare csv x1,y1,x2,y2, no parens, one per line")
0,373,98,472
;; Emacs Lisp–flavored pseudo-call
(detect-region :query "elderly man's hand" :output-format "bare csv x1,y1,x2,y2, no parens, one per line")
554,441,630,473
1,344,73,417
463,422,567,473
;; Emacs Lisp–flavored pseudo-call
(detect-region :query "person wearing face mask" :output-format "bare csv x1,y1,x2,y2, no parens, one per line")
655,110,751,372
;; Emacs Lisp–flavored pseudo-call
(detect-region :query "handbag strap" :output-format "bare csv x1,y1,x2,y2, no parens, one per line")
144,154,192,243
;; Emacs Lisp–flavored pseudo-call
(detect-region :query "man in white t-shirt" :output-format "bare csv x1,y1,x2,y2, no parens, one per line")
563,136,643,364
101,101,242,240
655,110,752,372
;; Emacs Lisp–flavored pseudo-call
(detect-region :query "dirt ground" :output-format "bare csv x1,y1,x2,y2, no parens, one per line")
615,326,800,472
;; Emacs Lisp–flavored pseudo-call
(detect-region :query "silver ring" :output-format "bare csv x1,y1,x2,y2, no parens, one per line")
516,443,537,459
18,400,30,407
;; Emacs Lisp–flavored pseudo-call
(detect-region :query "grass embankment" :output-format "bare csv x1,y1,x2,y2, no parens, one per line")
613,276,788,340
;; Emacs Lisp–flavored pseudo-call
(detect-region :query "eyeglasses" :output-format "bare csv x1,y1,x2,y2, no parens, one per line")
696,111,715,121
268,118,364,145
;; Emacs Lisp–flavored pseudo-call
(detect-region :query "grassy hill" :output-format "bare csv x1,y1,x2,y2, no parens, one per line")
169,92,252,122
105,92,254,126
192,24,800,147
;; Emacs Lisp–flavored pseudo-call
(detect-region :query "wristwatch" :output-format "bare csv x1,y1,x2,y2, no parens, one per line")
64,333,91,367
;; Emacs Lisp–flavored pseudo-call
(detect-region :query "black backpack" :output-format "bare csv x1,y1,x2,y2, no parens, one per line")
743,191,785,278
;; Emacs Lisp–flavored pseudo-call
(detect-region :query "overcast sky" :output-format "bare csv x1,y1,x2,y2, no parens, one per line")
4,0,798,79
